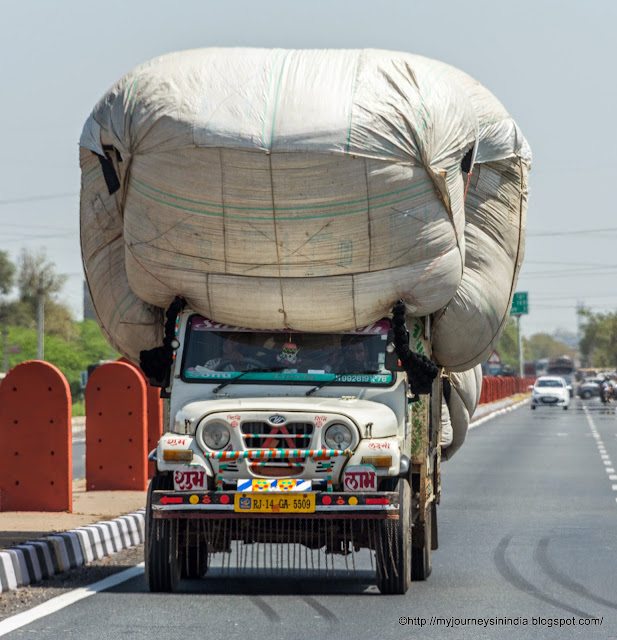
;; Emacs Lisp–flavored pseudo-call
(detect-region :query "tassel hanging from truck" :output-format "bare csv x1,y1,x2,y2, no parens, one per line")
391,300,439,401
140,296,187,388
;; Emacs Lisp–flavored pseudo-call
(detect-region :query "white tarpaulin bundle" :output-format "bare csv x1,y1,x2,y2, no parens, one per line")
441,365,483,460
80,48,531,374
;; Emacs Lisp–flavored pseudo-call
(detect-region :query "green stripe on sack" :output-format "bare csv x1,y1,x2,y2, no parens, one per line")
412,61,452,151
345,52,362,154
131,174,433,214
464,280,499,330
110,291,137,332
115,295,139,331
130,179,435,222
268,50,292,150
81,165,102,189
261,49,284,149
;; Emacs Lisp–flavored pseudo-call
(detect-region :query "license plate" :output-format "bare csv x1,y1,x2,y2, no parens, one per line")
234,492,315,513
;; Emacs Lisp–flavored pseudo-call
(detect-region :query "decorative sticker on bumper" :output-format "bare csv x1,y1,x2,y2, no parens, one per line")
173,466,207,491
343,465,377,491
237,478,312,492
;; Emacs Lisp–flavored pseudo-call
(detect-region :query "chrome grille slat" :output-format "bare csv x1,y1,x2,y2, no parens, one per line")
241,422,314,449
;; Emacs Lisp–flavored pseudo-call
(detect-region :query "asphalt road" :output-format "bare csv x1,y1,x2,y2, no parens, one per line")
73,438,85,480
5,397,617,639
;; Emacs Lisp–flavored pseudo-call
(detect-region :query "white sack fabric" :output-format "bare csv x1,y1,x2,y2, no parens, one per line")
80,48,531,366
441,365,483,460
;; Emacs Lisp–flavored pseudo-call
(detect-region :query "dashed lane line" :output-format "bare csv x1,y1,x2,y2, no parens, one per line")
584,407,617,506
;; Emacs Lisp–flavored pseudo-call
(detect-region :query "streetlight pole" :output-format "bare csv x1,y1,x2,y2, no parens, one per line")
37,277,44,360
1,309,7,373
516,314,524,378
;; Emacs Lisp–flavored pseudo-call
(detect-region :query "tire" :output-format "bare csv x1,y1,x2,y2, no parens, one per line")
563,406,568,410
411,501,433,581
376,477,412,594
145,474,181,593
531,405,536,410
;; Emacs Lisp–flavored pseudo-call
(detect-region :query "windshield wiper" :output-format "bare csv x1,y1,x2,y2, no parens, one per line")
212,367,286,394
305,370,379,396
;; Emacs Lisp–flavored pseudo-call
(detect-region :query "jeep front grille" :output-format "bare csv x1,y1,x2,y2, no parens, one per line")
241,422,314,449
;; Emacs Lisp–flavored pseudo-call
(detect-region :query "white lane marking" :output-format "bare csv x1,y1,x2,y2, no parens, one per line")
0,563,144,637
469,398,530,429
584,407,616,508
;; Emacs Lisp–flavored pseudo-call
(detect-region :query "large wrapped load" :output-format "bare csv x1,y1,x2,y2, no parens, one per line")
80,48,530,378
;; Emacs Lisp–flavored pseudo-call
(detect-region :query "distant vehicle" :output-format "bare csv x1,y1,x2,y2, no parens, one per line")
577,378,603,400
576,368,598,382
530,376,570,410
535,359,549,377
600,381,612,405
547,356,575,377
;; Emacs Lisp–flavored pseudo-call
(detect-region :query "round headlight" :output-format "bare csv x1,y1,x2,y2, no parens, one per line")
203,421,230,450
324,423,353,450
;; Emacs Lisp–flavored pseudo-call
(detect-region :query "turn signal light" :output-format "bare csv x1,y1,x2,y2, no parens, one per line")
163,449,194,462
361,456,392,468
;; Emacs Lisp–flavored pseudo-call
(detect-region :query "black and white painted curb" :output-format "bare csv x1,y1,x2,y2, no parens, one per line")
0,509,145,593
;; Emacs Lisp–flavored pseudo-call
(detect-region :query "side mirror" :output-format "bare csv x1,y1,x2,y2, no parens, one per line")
385,329,404,371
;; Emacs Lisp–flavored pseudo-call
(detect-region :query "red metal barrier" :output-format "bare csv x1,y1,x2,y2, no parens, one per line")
0,361,72,512
479,376,536,405
85,362,147,491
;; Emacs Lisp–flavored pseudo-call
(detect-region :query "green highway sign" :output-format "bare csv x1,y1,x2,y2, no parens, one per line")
510,291,528,316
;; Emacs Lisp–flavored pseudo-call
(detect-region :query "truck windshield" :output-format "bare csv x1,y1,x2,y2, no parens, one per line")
182,316,393,386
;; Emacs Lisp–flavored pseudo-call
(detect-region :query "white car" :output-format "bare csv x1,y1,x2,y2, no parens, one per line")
530,376,570,410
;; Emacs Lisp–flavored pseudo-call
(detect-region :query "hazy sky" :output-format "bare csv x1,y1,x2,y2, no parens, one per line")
1,0,616,338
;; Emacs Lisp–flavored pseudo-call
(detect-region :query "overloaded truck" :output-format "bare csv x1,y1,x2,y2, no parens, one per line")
141,299,444,593
79,48,530,593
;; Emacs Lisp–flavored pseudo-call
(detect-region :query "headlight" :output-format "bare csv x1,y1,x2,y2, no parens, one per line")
202,421,230,450
324,423,352,450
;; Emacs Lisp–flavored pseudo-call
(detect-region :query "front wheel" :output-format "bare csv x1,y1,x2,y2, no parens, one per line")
145,474,181,593
376,477,411,594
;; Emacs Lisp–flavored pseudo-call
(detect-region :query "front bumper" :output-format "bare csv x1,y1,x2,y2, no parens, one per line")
531,395,568,406
151,490,400,520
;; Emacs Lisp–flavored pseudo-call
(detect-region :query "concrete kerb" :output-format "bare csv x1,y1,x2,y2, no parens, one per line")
0,509,145,592
470,394,530,429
